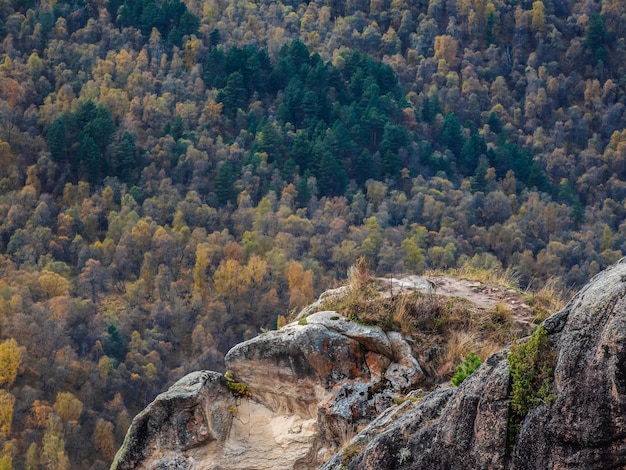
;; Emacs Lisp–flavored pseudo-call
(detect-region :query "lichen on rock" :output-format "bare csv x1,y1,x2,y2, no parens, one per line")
324,259,626,469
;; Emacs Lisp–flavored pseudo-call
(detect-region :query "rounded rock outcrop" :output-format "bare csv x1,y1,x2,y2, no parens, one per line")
112,311,424,469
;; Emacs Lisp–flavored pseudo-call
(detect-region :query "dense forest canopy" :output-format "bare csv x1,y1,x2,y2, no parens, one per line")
0,0,625,466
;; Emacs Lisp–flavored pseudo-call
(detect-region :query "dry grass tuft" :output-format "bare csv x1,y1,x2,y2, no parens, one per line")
276,315,287,329
392,292,420,335
491,302,515,323
472,302,525,346
316,259,563,385
455,265,521,290
478,340,503,360
347,256,371,291
527,277,568,323
436,330,476,377
338,425,364,465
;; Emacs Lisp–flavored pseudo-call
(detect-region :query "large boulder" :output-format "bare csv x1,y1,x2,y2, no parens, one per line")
112,311,424,469
323,259,626,469
114,258,626,470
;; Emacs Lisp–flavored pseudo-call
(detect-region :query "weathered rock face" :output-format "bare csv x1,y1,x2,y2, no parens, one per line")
323,259,626,470
112,310,423,469
513,260,626,469
111,371,236,470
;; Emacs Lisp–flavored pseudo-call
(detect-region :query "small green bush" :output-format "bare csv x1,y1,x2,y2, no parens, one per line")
451,351,482,386
507,326,556,442
298,317,308,325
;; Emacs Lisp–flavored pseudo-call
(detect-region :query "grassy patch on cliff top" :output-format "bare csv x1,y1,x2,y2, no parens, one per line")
308,258,566,384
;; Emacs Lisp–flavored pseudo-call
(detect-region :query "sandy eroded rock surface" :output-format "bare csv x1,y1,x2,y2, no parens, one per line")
112,305,424,469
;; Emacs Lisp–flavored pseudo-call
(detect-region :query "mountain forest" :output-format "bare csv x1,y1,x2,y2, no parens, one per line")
0,0,625,466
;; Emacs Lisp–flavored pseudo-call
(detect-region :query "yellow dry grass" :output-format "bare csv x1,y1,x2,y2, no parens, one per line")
436,331,476,377
527,277,567,323
448,265,521,290
314,260,568,384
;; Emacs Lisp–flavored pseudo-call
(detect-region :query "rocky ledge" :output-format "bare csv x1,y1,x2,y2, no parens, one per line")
324,259,626,469
112,261,626,469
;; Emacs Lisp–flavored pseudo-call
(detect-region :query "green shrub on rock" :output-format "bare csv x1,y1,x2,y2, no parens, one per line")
507,326,556,441
451,351,482,386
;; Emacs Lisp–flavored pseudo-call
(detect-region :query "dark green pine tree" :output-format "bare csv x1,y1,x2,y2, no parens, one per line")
179,10,200,36
557,180,585,228
459,132,487,174
277,77,304,126
359,106,387,153
380,123,407,177
116,4,134,28
204,47,227,88
421,94,441,123
296,171,312,207
166,116,184,140
140,1,165,35
486,9,496,44
355,149,376,184
286,39,310,73
256,120,283,163
217,72,247,120
585,13,607,63
380,123,408,154
215,161,237,206
316,151,347,196
508,144,532,185
47,118,67,163
209,28,221,47
83,107,115,155
107,0,125,20
167,27,183,48
72,100,98,132
301,90,319,126
470,156,488,193
382,151,401,178
527,163,551,192
290,130,312,172
440,112,464,158
78,134,102,183
112,133,138,184
105,324,127,365
487,112,502,134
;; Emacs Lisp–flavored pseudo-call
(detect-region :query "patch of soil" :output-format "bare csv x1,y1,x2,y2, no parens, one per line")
378,275,535,327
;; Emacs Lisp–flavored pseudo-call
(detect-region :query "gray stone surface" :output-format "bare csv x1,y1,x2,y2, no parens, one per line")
323,259,626,470
294,286,349,320
385,332,424,391
305,311,394,358
114,260,626,470
111,371,235,470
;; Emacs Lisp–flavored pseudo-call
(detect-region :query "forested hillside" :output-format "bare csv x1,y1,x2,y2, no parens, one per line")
0,0,625,466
